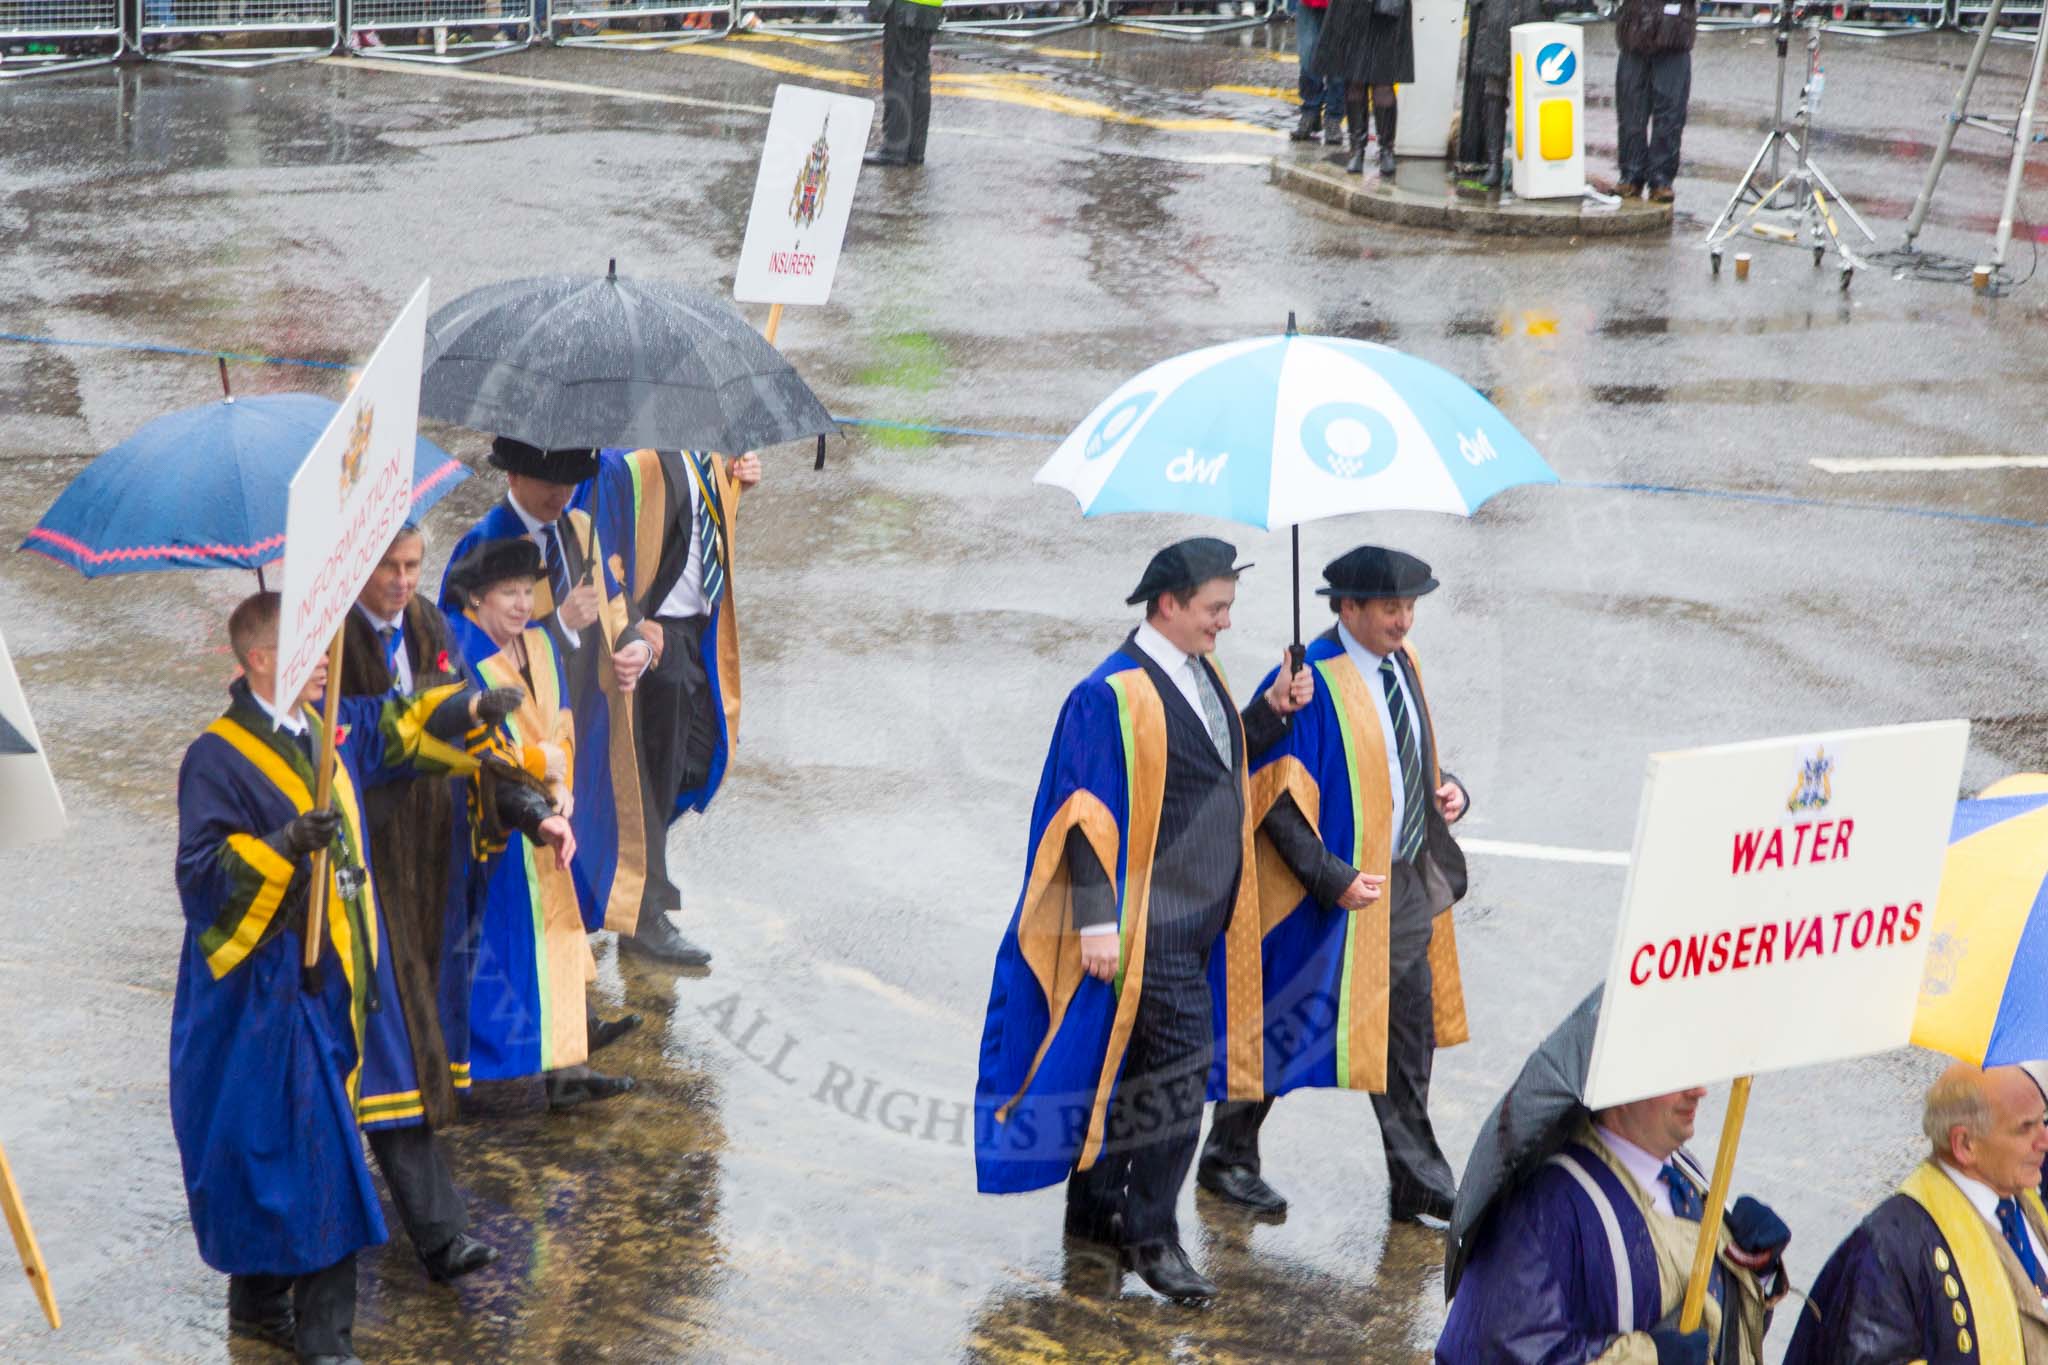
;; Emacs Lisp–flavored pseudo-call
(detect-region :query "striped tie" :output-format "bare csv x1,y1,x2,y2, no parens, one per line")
542,523,572,607
1380,656,1426,864
688,451,727,607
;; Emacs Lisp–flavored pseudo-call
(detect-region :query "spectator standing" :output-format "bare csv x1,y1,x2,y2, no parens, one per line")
1289,0,1345,146
1312,0,1413,178
1614,0,1696,202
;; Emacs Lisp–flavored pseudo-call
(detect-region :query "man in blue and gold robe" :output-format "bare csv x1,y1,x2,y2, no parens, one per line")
172,591,540,1361
1199,545,1473,1222
975,537,1309,1304
573,445,761,965
1787,1063,2048,1364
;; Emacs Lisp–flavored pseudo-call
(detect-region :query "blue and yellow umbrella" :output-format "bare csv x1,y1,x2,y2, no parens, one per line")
1913,774,2048,1066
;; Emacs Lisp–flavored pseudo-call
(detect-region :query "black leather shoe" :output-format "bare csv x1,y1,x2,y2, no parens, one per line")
620,914,711,967
588,1012,643,1053
229,1312,295,1350
545,1067,637,1109
864,150,910,167
421,1232,499,1283
1392,1188,1456,1224
1124,1239,1216,1303
1197,1163,1287,1215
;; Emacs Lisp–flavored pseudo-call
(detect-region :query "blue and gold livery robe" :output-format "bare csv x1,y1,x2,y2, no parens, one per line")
974,644,1264,1195
441,500,649,935
170,680,477,1275
1244,632,1469,1095
1786,1163,2048,1364
448,612,593,1080
575,447,742,817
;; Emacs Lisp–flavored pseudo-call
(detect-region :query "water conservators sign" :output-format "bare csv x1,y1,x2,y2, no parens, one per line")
1583,720,1969,1110
733,84,874,308
276,280,430,708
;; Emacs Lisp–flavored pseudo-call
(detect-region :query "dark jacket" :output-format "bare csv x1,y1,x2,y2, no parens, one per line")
1616,0,1697,56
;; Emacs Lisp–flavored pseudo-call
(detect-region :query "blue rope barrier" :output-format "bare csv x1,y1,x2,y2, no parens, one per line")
0,330,353,371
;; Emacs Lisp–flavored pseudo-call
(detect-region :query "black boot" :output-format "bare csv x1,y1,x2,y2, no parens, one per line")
1374,97,1398,178
1289,106,1321,141
1479,94,1506,191
1343,84,1368,172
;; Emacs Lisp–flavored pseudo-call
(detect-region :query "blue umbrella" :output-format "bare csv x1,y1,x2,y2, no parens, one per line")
21,391,469,579
1036,317,1558,646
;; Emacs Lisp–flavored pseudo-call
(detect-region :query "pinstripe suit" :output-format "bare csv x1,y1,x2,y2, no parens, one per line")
1202,629,1464,1217
1065,635,1288,1247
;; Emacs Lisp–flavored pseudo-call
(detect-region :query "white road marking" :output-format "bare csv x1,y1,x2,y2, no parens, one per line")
321,56,775,115
1461,838,1631,867
1812,455,2048,474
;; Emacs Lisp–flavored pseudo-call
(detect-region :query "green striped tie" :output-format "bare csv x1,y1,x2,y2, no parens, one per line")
688,450,727,607
1380,656,1426,864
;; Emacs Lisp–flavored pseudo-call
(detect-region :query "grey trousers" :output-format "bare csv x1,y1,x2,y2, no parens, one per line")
1200,860,1456,1213
1615,46,1692,188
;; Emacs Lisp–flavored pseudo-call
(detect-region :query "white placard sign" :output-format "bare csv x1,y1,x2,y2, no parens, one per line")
1582,720,1969,1110
732,84,875,307
276,280,430,710
0,625,65,849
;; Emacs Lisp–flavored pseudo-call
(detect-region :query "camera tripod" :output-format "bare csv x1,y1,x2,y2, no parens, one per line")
1704,3,1875,290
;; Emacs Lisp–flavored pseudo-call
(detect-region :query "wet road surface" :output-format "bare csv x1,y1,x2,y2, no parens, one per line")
3,17,2047,1362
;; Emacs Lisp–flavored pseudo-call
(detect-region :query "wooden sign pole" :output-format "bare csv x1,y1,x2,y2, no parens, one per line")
0,1141,58,1330
1678,1074,1754,1332
301,628,349,972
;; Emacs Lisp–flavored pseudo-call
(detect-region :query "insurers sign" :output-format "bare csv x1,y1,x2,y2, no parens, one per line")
275,281,430,711
733,84,875,309
1582,720,1968,1110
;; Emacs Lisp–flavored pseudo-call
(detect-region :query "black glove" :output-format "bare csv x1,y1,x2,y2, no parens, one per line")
474,687,525,727
1727,1194,1791,1257
280,807,342,855
1649,1326,1709,1365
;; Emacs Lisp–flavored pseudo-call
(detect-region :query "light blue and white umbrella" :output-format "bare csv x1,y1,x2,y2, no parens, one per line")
1036,322,1558,644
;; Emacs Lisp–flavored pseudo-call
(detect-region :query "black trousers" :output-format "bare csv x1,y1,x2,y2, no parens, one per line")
880,15,935,162
367,1123,468,1257
1615,47,1691,188
229,1253,356,1358
1199,861,1456,1213
1065,973,1214,1247
635,614,714,917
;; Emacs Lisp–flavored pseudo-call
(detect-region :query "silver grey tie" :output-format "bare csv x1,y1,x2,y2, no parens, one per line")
1186,658,1231,765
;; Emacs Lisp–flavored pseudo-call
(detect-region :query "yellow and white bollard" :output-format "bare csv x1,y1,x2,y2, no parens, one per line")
1510,22,1586,200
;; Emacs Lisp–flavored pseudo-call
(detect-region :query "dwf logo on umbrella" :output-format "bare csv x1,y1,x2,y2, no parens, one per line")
1300,402,1398,480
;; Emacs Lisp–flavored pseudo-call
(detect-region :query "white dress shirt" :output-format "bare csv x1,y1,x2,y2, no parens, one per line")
253,685,309,737
1594,1124,1677,1217
356,603,412,692
1335,619,1417,852
506,491,578,649
1942,1161,2048,1305
655,465,710,621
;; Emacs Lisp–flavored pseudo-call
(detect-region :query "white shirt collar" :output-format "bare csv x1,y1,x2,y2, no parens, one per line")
357,601,403,634
1133,619,1196,677
1595,1124,1676,1213
252,684,308,736
1941,1161,2017,1223
505,490,550,536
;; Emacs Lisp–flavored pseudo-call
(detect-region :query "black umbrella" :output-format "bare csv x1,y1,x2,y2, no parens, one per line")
0,709,33,756
1444,985,1603,1299
421,262,837,456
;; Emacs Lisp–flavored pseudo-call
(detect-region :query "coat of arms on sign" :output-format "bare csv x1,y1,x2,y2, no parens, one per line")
340,404,374,502
789,114,830,230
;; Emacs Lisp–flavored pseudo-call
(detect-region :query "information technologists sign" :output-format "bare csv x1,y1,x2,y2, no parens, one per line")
1583,720,1969,1110
275,280,429,710
733,84,874,307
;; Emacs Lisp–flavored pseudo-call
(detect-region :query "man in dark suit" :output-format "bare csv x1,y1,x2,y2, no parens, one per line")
864,0,942,167
1055,538,1311,1302
1199,546,1471,1224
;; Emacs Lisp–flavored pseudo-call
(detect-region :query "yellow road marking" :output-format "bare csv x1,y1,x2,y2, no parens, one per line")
663,41,1273,133
1032,45,1104,59
1210,82,1293,101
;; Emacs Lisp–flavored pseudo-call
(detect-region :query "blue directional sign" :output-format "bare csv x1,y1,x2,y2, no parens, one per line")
1536,41,1577,85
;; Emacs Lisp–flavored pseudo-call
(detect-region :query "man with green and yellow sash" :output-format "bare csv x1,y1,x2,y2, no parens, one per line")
1198,545,1474,1223
1788,1063,2048,1363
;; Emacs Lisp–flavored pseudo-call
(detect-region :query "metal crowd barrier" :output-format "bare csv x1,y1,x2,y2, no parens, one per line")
345,0,535,60
137,0,341,65
0,0,124,77
1695,0,1948,34
1102,0,1273,39
731,0,878,42
550,0,733,46
1953,0,2041,36
940,0,1096,38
